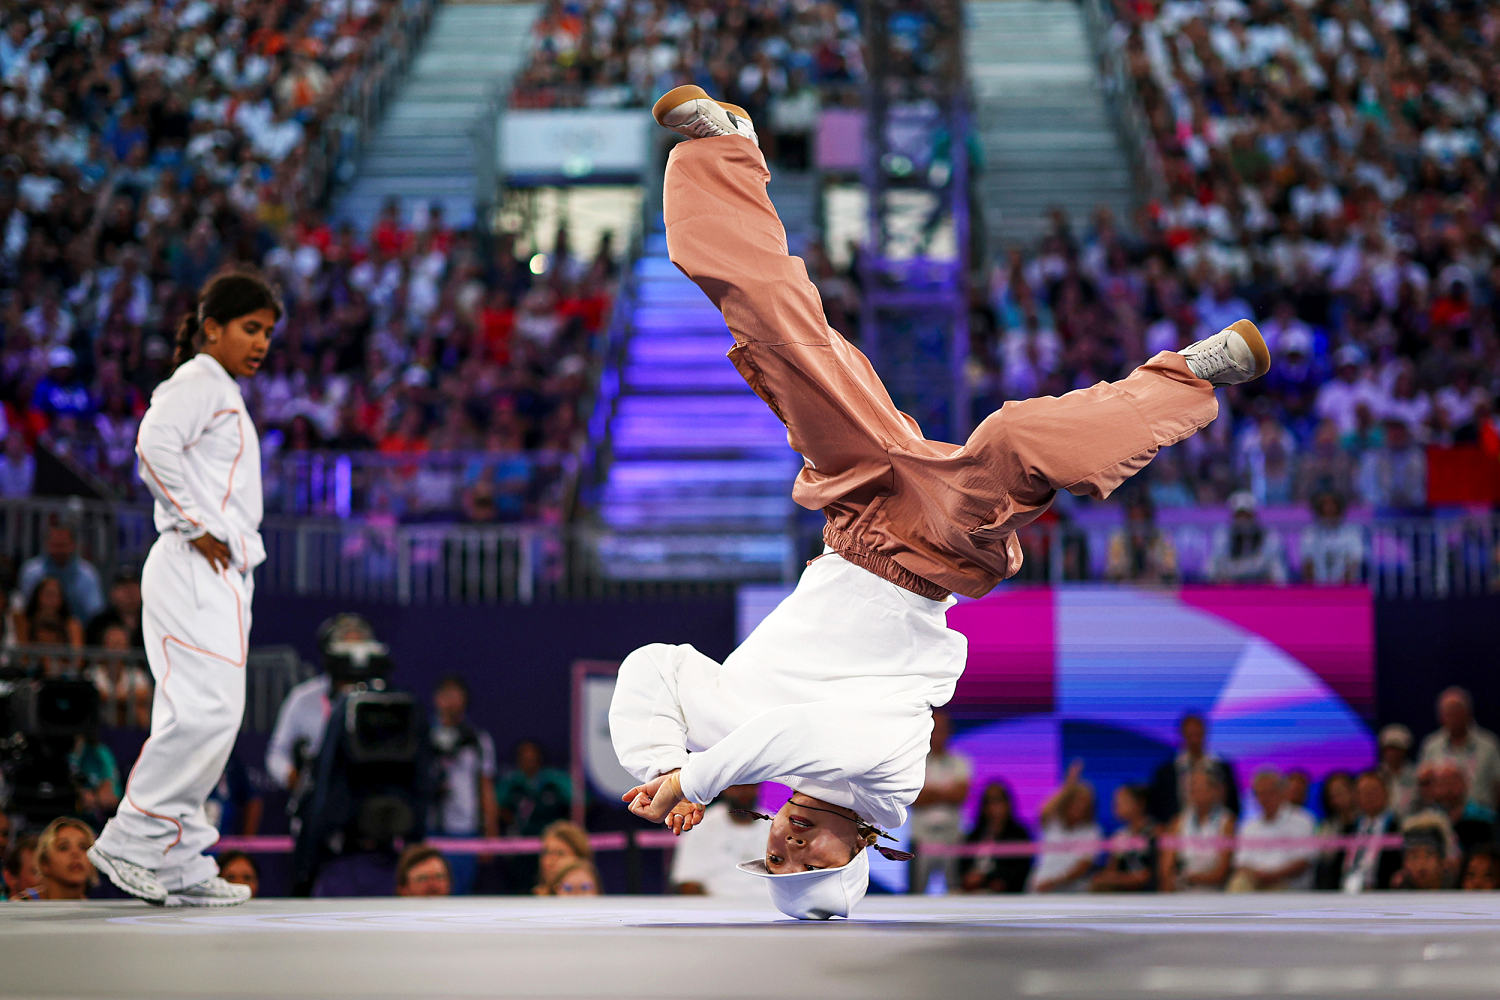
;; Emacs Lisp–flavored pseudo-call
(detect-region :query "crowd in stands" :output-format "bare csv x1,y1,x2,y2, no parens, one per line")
0,0,607,525
969,0,1500,512
914,689,1500,896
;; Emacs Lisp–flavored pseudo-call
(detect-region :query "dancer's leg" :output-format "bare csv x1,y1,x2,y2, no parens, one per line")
664,136,918,505
959,351,1219,509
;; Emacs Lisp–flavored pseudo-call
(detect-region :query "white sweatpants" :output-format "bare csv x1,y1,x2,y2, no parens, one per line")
96,533,252,890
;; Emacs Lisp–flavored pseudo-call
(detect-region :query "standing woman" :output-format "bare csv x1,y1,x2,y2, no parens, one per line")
90,272,280,906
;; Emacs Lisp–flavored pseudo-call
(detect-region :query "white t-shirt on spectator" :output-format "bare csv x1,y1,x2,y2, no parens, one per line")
431,722,498,835
1419,728,1500,811
1300,521,1364,583
1234,805,1316,890
911,750,973,841
668,803,769,898
1027,821,1102,893
1315,376,1381,433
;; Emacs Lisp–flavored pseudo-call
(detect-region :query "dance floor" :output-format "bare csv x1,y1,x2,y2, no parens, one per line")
3,894,1498,999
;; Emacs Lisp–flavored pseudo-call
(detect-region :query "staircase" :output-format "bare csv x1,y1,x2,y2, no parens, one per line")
589,172,822,584
967,0,1135,248
333,2,538,230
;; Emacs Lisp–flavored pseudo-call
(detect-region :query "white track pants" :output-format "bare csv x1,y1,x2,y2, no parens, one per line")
96,533,252,890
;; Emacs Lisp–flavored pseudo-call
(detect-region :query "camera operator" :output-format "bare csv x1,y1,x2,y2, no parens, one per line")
428,674,499,895
266,614,378,799
284,615,432,896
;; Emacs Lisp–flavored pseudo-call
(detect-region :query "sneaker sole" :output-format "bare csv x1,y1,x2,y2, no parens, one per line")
1230,318,1271,378
87,846,167,905
651,85,751,128
165,893,251,908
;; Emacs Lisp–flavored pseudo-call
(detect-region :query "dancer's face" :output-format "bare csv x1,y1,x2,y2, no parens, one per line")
203,307,276,378
764,797,860,874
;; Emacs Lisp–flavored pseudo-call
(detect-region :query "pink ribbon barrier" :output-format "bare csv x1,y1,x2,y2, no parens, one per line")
213,832,1403,857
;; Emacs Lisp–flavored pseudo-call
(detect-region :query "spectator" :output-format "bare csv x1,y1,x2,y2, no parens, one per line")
17,522,105,623
957,780,1033,894
205,754,263,839
1423,761,1497,857
1390,816,1455,891
1313,770,1357,890
1027,762,1102,894
17,818,97,902
0,434,35,498
1461,846,1499,892
70,729,122,825
429,674,500,895
1337,771,1403,894
496,740,572,837
1148,712,1240,823
1207,492,1287,584
539,859,601,897
1105,497,1179,584
217,851,260,899
1300,492,1364,584
11,576,84,673
1377,725,1419,817
1228,768,1316,893
535,820,593,896
0,811,8,873
1159,765,1235,894
669,784,766,898
1419,687,1500,810
86,623,151,729
85,567,143,648
395,845,452,898
1091,785,1156,893
1358,417,1427,510
2,834,40,902
1286,769,1312,810
908,709,972,894
266,614,377,793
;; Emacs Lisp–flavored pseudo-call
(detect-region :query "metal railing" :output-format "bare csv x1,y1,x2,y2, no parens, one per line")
1080,0,1166,207
0,644,307,734
4,498,1496,603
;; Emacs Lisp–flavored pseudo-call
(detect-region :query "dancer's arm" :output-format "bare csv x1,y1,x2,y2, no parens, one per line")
609,643,709,783
136,375,227,543
676,700,910,807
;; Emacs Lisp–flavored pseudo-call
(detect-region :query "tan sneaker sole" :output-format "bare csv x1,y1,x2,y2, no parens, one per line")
1229,318,1271,378
651,85,749,126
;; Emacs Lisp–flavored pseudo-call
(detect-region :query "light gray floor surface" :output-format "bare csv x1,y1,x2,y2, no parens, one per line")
2,894,1498,999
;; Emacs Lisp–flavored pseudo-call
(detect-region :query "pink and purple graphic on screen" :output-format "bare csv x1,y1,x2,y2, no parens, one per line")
944,586,1375,829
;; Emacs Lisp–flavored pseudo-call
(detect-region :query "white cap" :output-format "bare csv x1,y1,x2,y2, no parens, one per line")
737,847,870,920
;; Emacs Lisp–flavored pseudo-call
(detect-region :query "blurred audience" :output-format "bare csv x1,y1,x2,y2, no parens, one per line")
1092,784,1157,893
539,858,600,897
957,780,1033,894
535,820,593,896
1159,764,1236,893
1461,845,1499,892
669,784,765,898
1377,724,1419,817
394,844,452,898
908,709,972,894
1337,771,1403,893
1227,768,1316,892
1419,687,1500,810
2,834,39,902
1148,712,1240,823
429,674,500,896
17,817,96,901
1390,814,1455,891
1027,762,1101,893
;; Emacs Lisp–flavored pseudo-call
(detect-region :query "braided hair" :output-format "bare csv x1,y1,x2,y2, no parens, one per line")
171,270,283,371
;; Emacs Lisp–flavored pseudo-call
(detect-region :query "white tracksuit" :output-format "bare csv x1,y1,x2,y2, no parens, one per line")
609,553,967,832
96,354,264,890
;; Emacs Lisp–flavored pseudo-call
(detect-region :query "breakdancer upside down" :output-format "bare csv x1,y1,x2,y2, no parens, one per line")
609,85,1271,919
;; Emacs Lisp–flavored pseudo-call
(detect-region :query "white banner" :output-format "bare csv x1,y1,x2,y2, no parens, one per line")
581,674,639,800
499,110,650,180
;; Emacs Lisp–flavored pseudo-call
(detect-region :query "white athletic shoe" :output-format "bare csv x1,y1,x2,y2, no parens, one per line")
166,876,252,907
87,845,168,905
652,84,759,146
1178,319,1271,386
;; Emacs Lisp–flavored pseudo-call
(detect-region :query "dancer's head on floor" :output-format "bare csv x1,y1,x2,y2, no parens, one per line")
735,792,912,920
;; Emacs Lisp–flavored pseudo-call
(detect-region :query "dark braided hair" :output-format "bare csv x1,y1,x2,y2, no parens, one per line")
171,270,283,371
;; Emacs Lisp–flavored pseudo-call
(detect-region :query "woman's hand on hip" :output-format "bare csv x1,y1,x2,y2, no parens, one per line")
190,533,233,572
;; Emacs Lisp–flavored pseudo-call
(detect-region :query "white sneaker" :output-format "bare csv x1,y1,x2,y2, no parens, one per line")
1179,319,1271,386
653,84,759,146
87,845,168,905
166,876,252,907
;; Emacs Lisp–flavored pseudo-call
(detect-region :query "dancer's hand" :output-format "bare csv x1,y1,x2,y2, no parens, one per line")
622,770,687,823
666,800,706,836
191,533,233,572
